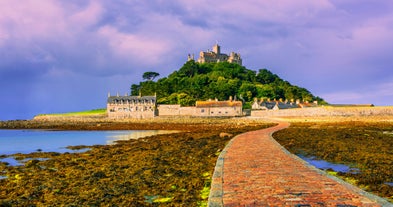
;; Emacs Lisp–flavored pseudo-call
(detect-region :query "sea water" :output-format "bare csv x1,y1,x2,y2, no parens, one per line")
0,129,177,155
298,155,359,173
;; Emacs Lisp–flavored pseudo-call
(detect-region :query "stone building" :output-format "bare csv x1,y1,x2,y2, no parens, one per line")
252,98,299,110
157,99,243,117
251,98,318,110
107,93,243,118
107,93,157,119
188,44,242,65
195,100,243,117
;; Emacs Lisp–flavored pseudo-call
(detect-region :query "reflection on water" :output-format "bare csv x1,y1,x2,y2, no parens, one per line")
0,130,180,167
0,157,23,166
298,155,359,173
1,157,51,167
0,130,179,155
106,130,179,144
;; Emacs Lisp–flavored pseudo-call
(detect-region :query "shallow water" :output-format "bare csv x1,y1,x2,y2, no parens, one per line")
298,155,359,173
385,182,393,186
0,129,178,155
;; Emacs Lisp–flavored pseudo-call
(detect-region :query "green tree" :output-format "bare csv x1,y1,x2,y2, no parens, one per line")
131,62,326,106
142,71,160,81
239,83,257,102
130,84,140,96
256,69,278,84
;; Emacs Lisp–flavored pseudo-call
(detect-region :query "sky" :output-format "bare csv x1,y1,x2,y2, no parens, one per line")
1,0,393,120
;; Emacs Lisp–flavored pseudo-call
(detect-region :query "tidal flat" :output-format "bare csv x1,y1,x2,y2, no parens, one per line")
273,120,393,202
0,118,274,206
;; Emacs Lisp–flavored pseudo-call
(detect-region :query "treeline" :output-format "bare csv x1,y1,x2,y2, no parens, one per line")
131,61,326,108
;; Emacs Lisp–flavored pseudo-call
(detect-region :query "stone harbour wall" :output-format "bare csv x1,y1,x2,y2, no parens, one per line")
251,106,393,117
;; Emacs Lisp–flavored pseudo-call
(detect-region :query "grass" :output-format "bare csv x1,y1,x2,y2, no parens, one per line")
37,109,107,117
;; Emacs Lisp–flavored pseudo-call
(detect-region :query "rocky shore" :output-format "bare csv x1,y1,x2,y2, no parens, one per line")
0,117,274,206
1,114,392,205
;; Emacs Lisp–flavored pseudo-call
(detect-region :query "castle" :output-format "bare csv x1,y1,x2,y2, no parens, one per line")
188,44,242,65
106,44,322,119
107,44,244,119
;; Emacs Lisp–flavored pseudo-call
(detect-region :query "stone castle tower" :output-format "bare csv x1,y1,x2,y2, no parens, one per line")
188,44,242,65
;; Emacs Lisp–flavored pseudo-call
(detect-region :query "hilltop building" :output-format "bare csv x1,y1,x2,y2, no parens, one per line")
188,44,242,65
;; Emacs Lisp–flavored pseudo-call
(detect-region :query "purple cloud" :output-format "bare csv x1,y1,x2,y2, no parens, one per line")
1,0,393,120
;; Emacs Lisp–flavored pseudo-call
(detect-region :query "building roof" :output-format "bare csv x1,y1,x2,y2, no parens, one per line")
107,95,156,103
256,101,299,110
196,100,242,108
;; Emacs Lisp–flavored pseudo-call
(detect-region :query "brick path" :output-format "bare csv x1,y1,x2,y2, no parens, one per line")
208,121,392,207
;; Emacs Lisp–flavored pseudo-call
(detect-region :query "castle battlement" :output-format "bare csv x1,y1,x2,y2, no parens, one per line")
188,44,242,65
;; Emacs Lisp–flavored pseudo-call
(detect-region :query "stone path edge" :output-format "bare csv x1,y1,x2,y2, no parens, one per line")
207,120,393,207
208,130,236,207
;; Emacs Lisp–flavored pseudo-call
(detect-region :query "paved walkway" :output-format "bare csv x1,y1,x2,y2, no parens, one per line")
208,121,392,207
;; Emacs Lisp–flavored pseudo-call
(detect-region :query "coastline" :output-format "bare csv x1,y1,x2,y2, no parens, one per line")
1,112,393,205
0,117,275,206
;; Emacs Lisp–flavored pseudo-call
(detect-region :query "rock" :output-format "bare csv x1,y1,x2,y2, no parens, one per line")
219,132,233,138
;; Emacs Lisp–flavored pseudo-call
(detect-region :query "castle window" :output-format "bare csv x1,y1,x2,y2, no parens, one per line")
201,109,205,113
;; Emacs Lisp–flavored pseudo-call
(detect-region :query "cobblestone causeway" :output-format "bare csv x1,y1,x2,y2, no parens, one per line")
208,121,392,207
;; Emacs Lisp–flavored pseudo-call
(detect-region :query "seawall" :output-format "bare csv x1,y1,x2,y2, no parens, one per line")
251,106,393,117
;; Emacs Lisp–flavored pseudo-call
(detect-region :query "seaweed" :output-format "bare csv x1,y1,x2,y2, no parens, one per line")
0,118,273,206
273,121,393,202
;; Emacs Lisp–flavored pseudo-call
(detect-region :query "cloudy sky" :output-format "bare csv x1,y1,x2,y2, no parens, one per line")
1,0,393,120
